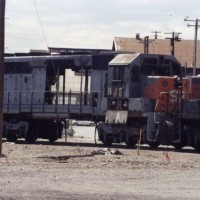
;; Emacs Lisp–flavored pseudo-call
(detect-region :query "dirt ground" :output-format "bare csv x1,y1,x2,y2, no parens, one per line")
0,126,200,200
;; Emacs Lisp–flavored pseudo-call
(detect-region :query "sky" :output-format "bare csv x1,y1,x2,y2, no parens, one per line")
5,0,200,53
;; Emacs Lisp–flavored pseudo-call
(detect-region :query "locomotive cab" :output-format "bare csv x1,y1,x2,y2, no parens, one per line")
106,53,181,124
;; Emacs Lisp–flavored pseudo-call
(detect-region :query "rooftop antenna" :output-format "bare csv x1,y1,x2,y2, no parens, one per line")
136,33,141,40
151,31,161,39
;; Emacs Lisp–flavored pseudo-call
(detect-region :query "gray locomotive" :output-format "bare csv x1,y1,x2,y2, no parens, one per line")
94,53,200,151
3,54,93,142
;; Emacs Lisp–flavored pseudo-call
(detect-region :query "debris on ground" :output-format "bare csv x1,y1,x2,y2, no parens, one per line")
91,148,123,156
163,151,172,161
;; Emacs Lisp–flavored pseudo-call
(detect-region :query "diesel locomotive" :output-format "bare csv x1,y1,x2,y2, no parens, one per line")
3,54,93,142
95,53,200,151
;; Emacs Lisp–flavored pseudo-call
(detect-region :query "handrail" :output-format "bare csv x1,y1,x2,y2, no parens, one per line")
3,90,102,114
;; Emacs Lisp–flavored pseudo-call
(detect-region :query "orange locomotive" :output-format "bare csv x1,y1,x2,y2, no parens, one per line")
143,75,200,150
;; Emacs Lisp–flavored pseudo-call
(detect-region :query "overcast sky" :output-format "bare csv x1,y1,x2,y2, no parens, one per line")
5,0,200,53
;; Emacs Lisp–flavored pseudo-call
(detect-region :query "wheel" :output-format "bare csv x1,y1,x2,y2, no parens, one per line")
25,131,37,143
25,124,37,143
173,143,184,150
49,137,57,143
48,130,59,143
46,121,63,143
194,137,200,152
48,126,61,143
148,141,160,149
102,137,113,146
98,130,104,141
125,136,137,148
6,131,17,142
25,134,37,143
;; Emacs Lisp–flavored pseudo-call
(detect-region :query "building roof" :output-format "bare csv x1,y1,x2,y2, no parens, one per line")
113,37,200,68
48,47,113,55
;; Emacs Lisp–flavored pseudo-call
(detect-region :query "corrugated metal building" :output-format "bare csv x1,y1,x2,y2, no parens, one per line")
113,37,200,68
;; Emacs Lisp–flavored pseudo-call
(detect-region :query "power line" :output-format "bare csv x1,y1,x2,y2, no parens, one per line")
33,0,57,76
33,0,49,48
184,17,200,75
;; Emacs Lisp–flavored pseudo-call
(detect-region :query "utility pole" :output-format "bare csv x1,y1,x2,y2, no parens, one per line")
0,0,5,155
184,18,200,75
152,31,161,39
165,31,182,56
144,36,149,54
136,34,152,54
